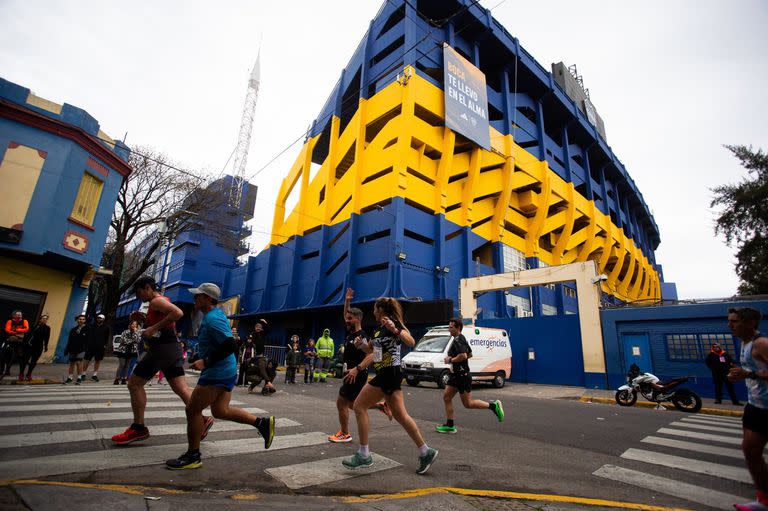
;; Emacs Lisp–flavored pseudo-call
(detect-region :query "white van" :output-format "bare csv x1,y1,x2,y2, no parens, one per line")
402,325,511,389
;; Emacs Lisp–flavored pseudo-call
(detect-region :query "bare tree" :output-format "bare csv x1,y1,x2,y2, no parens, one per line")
95,146,238,321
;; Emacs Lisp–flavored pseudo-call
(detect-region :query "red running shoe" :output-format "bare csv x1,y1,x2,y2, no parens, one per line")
111,426,150,445
200,416,215,440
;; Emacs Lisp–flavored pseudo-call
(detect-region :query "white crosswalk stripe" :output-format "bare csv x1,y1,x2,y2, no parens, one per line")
593,465,744,510
593,412,752,509
0,383,403,485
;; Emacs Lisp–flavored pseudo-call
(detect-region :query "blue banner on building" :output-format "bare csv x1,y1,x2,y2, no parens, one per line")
443,43,490,150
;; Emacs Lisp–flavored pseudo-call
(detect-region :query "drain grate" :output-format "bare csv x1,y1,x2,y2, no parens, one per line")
454,464,472,472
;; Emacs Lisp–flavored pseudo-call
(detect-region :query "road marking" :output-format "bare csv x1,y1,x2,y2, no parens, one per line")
0,398,246,413
0,418,300,448
668,421,743,434
265,453,402,489
0,387,176,395
641,436,742,458
593,464,743,510
656,427,741,445
0,394,177,403
680,415,741,425
0,407,268,427
0,431,330,479
1,400,184,413
679,417,741,429
344,486,694,511
621,448,750,483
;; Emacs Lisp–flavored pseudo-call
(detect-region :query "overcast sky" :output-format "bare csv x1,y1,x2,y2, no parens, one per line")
1,1,766,299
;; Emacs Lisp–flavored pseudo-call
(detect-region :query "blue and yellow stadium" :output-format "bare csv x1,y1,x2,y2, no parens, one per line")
226,0,674,338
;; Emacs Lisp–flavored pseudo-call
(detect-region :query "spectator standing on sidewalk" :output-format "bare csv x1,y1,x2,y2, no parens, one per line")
83,313,111,382
705,342,741,405
329,288,392,443
315,329,334,383
251,319,275,394
342,296,437,475
114,321,140,384
237,335,256,386
727,307,768,511
64,314,89,385
285,335,300,384
4,310,29,379
435,318,504,434
165,282,274,470
303,339,317,384
20,314,49,381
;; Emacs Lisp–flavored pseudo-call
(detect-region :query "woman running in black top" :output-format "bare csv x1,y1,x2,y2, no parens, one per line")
342,297,438,475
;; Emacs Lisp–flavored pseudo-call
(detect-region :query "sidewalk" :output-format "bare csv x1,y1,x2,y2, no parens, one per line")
0,358,745,417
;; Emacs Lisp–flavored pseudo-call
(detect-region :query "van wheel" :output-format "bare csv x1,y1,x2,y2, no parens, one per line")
437,370,449,389
492,371,506,388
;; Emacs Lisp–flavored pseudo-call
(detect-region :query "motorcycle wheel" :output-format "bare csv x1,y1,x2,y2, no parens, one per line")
671,390,702,413
615,389,637,406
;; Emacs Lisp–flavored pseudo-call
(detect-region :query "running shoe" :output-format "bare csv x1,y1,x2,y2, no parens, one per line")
491,400,505,422
113,379,120,385
376,401,394,421
734,500,768,511
91,375,99,382
342,452,373,469
200,416,215,440
24,374,31,382
17,374,23,382
63,377,73,385
112,426,150,445
75,379,81,385
435,424,457,434
256,416,275,449
329,431,352,443
416,447,438,475
165,450,202,470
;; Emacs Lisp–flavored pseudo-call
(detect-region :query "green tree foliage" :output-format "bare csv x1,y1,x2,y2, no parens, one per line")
711,145,768,295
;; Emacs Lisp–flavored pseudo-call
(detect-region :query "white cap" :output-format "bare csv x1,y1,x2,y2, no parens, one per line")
188,283,221,300
96,314,105,319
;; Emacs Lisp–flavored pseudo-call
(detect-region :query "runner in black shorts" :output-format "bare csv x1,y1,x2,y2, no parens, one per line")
435,318,504,434
111,276,213,445
342,296,438,475
329,289,392,443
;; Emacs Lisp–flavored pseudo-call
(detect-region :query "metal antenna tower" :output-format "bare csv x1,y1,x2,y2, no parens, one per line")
229,49,261,208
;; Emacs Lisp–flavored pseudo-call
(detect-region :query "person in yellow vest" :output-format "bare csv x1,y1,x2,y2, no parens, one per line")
315,329,335,383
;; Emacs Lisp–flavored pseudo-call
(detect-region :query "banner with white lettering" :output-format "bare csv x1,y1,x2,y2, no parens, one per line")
443,43,490,150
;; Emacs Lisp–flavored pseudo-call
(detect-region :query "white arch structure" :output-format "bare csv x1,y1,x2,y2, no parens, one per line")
459,260,606,377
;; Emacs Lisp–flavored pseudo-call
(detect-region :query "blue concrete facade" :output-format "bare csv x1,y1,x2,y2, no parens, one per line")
601,300,768,398
0,77,131,360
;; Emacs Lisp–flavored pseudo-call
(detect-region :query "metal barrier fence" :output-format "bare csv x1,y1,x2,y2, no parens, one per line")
264,345,286,366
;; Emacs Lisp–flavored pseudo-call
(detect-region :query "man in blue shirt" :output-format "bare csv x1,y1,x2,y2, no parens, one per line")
165,283,275,470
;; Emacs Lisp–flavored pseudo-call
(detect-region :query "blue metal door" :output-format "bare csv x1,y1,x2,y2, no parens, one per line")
622,333,651,374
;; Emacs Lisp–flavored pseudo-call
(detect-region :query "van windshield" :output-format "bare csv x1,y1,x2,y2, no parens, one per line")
414,335,451,353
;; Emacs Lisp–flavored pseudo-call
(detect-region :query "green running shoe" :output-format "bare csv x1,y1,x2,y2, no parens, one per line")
165,450,202,470
435,424,457,434
416,447,438,475
492,400,505,422
342,452,374,470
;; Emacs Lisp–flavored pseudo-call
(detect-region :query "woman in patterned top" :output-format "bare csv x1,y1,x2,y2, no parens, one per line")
342,297,438,475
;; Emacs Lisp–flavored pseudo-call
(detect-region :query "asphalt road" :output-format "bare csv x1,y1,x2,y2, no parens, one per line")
0,376,754,510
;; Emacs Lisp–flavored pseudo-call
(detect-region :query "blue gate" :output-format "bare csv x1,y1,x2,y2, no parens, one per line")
479,315,584,387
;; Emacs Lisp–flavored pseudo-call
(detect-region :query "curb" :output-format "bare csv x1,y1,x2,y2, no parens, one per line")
578,396,743,417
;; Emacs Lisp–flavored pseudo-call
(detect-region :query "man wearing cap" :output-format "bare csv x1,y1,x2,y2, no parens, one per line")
705,341,741,405
112,276,213,445
251,318,275,394
165,282,275,470
83,313,111,382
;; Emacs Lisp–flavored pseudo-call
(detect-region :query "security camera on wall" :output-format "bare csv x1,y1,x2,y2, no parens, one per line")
591,274,608,284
